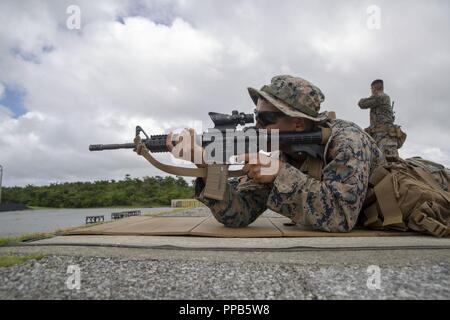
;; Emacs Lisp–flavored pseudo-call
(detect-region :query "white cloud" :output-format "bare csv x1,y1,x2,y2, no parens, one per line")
0,0,449,186
0,106,13,122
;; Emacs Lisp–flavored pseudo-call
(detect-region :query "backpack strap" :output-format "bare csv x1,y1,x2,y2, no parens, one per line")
373,173,406,228
363,166,406,230
363,202,383,228
410,208,449,238
369,166,390,186
307,156,323,181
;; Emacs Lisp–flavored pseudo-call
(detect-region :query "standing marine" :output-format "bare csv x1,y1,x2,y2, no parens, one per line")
167,75,386,232
358,79,406,160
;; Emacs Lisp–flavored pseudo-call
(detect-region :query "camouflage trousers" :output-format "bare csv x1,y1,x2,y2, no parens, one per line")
371,132,399,159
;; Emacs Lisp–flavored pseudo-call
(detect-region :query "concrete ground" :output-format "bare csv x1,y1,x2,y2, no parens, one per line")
0,208,449,300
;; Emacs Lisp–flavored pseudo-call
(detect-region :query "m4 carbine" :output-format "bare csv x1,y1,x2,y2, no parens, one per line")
89,110,332,200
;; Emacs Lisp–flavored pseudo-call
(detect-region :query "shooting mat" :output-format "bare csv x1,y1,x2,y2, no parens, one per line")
63,216,420,237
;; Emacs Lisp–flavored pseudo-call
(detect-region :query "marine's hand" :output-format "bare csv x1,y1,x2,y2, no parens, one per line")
166,128,205,167
238,153,281,184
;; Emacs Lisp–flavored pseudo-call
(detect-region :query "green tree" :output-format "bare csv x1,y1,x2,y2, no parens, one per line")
2,175,194,208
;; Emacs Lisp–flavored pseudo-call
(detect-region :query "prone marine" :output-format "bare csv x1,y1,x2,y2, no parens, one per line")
167,75,386,232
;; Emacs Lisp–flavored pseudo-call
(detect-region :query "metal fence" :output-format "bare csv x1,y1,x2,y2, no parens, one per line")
111,210,142,220
85,215,105,224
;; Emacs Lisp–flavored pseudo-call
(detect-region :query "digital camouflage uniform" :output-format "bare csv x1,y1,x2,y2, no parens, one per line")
358,92,399,159
195,75,386,232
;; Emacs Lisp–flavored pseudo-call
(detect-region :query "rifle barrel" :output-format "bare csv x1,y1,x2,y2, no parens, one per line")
89,131,323,153
89,143,136,151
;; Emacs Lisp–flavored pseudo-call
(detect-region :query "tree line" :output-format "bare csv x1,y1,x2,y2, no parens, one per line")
2,175,194,208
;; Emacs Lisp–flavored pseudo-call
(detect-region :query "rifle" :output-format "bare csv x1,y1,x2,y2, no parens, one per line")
89,110,332,200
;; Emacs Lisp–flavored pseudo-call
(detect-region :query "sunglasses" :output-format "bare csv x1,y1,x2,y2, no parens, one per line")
254,109,288,126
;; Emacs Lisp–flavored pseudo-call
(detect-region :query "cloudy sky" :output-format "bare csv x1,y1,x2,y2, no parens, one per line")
0,0,449,187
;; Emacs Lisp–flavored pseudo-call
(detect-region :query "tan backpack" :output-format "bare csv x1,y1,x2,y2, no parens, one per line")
362,157,450,237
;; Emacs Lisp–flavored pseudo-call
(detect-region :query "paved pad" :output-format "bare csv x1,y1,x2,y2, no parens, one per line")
64,216,421,238
190,216,282,237
29,234,450,251
269,217,416,237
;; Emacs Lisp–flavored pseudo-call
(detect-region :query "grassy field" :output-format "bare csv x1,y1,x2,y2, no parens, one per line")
0,232,57,247
0,254,46,268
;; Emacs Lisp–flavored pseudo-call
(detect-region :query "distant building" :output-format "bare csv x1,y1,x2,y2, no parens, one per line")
171,199,204,208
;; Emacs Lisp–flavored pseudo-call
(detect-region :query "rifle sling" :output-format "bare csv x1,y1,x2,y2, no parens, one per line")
135,137,245,178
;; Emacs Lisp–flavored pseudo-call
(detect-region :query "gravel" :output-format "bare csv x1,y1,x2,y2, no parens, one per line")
0,254,449,300
1,207,449,300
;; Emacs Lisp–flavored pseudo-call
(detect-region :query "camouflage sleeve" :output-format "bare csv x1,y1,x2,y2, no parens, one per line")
358,95,381,109
194,177,271,227
267,135,370,232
